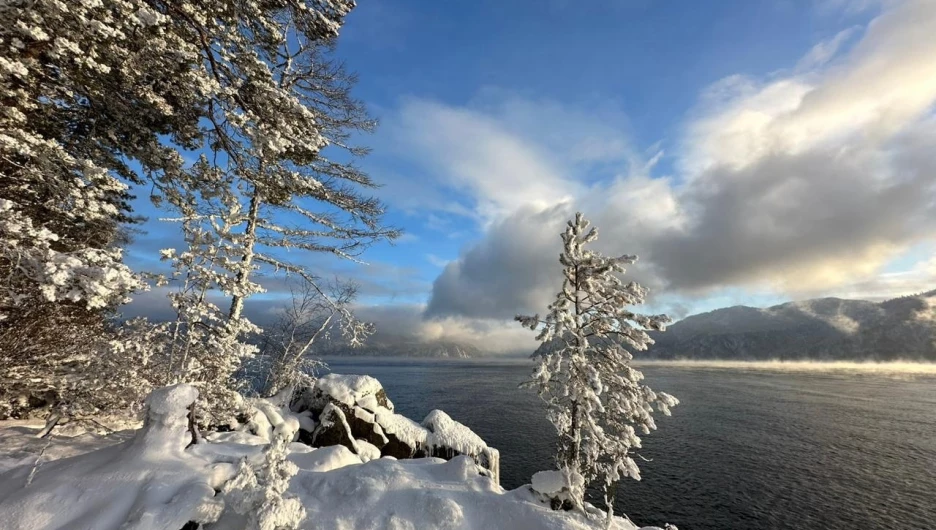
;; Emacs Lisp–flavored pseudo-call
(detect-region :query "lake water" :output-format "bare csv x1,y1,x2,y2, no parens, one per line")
321,358,936,530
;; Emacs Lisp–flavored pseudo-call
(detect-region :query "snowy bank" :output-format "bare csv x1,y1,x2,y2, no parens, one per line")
0,381,674,530
0,385,231,530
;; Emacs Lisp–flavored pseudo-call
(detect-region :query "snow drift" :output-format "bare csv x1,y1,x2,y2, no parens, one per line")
0,384,230,530
0,379,673,530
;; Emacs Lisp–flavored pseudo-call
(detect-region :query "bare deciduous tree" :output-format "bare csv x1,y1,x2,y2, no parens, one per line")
258,278,372,401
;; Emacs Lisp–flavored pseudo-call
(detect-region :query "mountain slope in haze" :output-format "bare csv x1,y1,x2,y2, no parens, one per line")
646,290,936,361
320,336,483,358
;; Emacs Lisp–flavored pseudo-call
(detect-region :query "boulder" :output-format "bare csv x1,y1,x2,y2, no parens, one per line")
297,428,316,446
373,409,428,460
293,374,401,456
293,374,395,454
530,469,585,511
344,405,390,450
310,403,357,451
294,410,317,446
293,374,393,415
354,439,382,462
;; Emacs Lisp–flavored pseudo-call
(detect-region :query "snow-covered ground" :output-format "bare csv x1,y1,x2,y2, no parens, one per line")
0,420,136,475
0,382,671,530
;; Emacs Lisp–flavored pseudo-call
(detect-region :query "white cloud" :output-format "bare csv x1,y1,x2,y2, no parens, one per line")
394,232,420,244
795,26,860,72
816,0,888,16
686,0,936,174
324,0,936,354
385,98,580,221
656,0,936,292
425,254,449,268
376,92,643,225
824,255,936,300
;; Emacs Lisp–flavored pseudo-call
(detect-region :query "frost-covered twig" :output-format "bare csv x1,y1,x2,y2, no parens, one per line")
25,433,53,487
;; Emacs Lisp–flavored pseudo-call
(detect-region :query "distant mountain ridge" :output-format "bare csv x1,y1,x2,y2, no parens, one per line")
646,290,936,361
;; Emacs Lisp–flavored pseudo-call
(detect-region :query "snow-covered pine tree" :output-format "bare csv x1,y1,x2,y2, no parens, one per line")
0,0,207,416
516,212,678,519
148,1,396,422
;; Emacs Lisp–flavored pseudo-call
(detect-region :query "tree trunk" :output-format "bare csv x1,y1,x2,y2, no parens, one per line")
604,483,618,530
228,189,261,322
186,401,201,447
568,400,581,470
569,262,583,472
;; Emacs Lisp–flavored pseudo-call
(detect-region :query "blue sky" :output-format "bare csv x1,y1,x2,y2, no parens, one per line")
126,0,936,352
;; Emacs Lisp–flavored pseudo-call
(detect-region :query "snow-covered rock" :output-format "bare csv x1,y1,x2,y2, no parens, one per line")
532,469,576,496
344,400,393,450
423,409,487,455
311,403,358,450
531,469,586,511
372,406,428,458
293,374,501,482
355,439,382,462
295,373,393,413
423,409,501,484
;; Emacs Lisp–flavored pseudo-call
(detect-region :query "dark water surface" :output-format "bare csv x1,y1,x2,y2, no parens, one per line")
322,358,936,530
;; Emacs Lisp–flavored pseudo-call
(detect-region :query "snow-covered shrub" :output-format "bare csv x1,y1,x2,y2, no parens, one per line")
0,309,112,419
0,204,149,419
220,418,306,530
0,316,166,421
517,212,679,517
51,322,160,420
157,224,259,428
0,0,392,429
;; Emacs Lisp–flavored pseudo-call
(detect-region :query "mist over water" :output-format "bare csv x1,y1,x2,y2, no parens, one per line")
636,359,936,376
323,358,936,530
